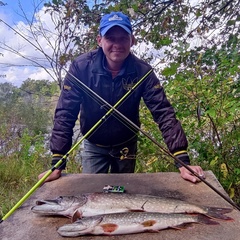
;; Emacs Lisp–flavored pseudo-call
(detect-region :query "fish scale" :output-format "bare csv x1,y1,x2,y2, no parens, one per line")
80,193,205,215
57,211,220,237
31,192,233,221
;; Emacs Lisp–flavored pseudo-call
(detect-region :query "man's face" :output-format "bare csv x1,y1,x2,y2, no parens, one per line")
97,26,134,66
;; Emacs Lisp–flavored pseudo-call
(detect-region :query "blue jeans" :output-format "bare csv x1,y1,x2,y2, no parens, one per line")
81,139,137,173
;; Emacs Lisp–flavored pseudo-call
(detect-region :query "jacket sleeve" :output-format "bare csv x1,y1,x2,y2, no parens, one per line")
50,63,83,157
142,72,190,167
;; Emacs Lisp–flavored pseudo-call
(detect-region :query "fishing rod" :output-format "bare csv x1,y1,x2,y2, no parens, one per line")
0,68,153,224
67,71,240,212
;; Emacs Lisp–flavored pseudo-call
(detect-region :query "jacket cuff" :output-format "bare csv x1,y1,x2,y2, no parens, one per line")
173,150,190,168
51,154,66,170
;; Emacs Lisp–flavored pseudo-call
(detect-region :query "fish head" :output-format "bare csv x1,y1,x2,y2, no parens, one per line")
31,195,87,218
57,216,103,237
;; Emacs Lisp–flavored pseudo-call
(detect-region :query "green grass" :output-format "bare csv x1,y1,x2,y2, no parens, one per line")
0,153,51,218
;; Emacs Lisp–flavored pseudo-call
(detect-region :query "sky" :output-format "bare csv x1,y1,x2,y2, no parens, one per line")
0,0,60,87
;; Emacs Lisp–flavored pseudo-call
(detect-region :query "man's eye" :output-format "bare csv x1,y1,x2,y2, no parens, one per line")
105,36,129,42
104,36,113,41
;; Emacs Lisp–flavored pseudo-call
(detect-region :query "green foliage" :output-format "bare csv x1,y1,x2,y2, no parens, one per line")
0,131,50,218
0,79,59,160
136,102,177,173
0,78,79,218
0,80,59,137
39,0,239,86
162,33,240,205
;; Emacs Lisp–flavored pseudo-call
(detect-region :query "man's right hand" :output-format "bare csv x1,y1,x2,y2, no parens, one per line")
38,169,62,183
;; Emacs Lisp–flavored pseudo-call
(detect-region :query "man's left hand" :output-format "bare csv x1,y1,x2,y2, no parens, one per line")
179,166,205,183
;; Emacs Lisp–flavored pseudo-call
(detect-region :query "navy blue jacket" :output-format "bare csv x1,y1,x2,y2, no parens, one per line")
50,48,190,166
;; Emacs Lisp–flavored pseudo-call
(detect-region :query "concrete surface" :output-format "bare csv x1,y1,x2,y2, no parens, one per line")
0,171,239,240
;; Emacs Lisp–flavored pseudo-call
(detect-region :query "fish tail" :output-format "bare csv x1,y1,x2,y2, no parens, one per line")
206,207,234,221
197,214,220,225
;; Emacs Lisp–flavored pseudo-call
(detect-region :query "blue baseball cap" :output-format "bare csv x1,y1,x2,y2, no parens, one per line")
99,12,132,36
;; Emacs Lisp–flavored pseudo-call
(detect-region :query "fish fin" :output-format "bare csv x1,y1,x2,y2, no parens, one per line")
100,223,118,233
170,215,219,230
171,223,193,230
71,210,82,223
146,229,160,233
142,220,157,227
197,214,220,225
206,207,234,221
128,209,145,212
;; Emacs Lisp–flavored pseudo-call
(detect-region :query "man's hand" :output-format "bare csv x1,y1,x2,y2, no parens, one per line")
179,166,205,183
38,169,62,184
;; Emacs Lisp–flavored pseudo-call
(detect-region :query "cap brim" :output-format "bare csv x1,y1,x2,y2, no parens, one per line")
101,24,132,36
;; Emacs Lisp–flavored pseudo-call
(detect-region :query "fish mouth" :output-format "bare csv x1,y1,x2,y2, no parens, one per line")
31,196,86,217
31,198,66,214
35,199,60,205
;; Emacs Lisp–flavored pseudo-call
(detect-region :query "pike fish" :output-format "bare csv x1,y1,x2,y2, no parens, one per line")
57,211,219,237
31,193,233,221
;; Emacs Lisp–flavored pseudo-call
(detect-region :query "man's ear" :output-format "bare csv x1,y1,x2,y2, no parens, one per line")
97,35,102,47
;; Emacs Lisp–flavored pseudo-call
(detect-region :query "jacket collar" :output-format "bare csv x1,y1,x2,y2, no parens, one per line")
92,48,136,76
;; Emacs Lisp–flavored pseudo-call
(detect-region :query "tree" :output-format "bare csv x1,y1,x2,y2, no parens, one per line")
2,1,238,88
0,0,92,89
0,0,5,72
0,80,59,156
38,0,240,83
0,1,6,6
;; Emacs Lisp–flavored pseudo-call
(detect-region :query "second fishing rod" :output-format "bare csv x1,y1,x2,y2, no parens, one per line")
67,69,240,212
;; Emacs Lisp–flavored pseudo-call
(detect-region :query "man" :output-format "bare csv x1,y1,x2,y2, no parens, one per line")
39,12,205,183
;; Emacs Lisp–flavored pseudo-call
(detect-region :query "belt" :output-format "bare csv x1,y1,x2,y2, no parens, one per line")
93,135,137,148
